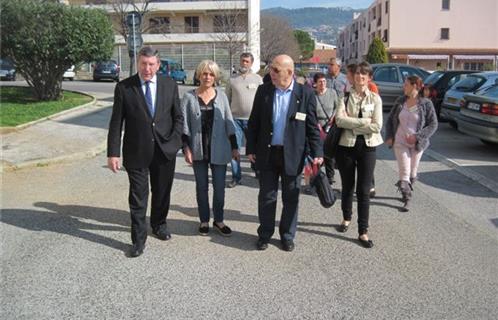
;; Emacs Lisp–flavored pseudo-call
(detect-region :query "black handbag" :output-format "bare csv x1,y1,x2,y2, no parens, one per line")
323,120,342,160
310,165,336,208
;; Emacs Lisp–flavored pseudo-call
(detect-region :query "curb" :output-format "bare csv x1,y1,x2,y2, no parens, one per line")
424,148,498,195
0,90,97,134
0,140,107,173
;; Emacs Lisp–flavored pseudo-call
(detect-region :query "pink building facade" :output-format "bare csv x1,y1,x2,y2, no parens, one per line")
337,0,498,71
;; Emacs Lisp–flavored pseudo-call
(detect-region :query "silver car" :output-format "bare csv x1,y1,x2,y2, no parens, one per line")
457,84,498,145
371,63,430,109
440,72,498,128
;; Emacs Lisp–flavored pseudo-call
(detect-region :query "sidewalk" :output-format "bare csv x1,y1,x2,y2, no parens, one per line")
0,94,112,172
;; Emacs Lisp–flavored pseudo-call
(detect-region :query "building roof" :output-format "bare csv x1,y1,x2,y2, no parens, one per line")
303,49,336,64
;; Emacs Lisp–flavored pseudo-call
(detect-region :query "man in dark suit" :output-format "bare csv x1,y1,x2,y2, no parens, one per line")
246,54,323,252
107,47,183,257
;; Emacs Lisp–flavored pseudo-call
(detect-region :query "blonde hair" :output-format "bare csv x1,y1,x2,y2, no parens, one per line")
195,60,220,83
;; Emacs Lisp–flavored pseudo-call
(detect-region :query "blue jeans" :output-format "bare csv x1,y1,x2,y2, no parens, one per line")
230,119,248,182
193,160,227,223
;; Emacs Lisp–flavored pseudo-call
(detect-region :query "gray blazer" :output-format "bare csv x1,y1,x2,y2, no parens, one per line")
181,88,236,165
385,96,438,151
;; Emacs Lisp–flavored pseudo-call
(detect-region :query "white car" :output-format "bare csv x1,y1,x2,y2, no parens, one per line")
63,66,75,81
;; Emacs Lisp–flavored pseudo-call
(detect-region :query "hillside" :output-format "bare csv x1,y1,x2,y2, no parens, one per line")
261,7,363,45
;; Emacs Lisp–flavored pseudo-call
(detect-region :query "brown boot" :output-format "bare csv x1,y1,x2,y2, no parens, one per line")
395,180,412,212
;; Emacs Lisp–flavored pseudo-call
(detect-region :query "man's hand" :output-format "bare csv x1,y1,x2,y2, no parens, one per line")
248,154,256,163
184,146,193,164
313,157,323,166
108,157,121,173
232,149,240,162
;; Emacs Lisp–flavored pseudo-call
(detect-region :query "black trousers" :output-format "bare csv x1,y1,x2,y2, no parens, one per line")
257,146,301,242
336,137,376,235
125,145,176,246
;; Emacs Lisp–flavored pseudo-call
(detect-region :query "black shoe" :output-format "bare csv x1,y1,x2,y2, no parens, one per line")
369,188,376,198
227,180,241,188
358,236,374,248
128,244,144,258
213,222,232,236
198,223,209,236
281,239,295,252
338,221,350,233
152,225,171,241
256,238,269,250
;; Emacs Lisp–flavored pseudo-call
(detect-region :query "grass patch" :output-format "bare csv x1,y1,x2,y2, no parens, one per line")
0,86,93,127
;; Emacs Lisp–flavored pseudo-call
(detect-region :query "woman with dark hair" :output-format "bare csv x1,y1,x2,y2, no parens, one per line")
385,75,438,211
335,62,383,248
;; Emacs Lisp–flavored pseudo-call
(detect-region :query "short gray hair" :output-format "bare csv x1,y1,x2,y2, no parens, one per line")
240,52,254,62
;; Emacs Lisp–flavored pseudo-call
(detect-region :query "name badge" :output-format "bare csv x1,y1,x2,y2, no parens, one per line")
363,103,375,112
295,112,307,121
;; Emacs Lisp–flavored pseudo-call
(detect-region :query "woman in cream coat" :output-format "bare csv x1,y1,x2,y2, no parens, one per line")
335,62,383,248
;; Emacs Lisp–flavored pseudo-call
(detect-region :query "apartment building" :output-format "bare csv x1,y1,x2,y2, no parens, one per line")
65,0,260,75
337,0,498,71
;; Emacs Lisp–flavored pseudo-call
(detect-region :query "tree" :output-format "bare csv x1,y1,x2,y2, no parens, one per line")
210,1,249,72
366,37,388,64
293,30,315,60
260,15,300,66
1,0,114,100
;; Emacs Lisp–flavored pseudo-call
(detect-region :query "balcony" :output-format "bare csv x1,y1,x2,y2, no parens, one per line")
83,0,248,12
115,32,247,45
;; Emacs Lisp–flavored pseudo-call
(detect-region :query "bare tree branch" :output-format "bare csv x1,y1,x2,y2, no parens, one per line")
260,14,300,65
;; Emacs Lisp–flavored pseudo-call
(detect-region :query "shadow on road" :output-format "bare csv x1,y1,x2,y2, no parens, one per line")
418,169,497,198
1,202,130,252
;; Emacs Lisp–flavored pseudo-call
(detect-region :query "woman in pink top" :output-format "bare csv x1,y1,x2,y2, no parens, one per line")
385,76,438,211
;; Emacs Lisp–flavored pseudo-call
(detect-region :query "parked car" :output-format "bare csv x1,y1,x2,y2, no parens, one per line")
158,59,187,84
371,63,430,109
456,84,498,145
0,58,16,81
423,70,477,119
193,70,200,86
440,72,498,128
63,65,75,81
93,60,120,82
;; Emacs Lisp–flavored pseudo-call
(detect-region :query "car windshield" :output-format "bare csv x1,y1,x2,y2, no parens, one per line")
424,71,444,85
453,75,486,92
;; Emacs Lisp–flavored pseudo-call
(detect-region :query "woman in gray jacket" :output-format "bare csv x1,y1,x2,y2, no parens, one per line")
385,75,438,211
182,60,240,236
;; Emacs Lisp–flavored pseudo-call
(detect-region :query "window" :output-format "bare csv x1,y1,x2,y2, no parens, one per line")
149,17,170,34
373,66,399,83
463,63,484,71
400,67,426,81
385,1,389,14
442,0,450,10
185,16,199,33
383,29,388,42
441,28,450,40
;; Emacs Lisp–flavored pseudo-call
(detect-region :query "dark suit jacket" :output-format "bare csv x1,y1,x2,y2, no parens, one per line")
107,74,184,168
246,81,323,176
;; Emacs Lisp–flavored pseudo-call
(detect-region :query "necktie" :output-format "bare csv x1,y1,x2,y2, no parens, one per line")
145,81,154,116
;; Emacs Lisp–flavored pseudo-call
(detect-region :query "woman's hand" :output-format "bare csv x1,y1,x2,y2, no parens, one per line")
183,146,193,164
406,134,417,145
385,138,393,147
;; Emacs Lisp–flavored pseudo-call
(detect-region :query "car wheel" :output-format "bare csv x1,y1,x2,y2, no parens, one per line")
480,139,498,146
93,78,98,82
182,79,185,84
69,78,74,81
449,121,458,129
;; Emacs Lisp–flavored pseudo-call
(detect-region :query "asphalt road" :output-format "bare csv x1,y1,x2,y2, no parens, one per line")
1,147,497,319
1,80,497,319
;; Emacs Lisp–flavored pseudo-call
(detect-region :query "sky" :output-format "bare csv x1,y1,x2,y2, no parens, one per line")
261,0,373,10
